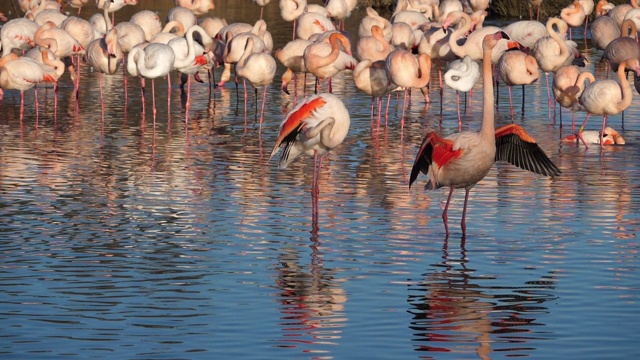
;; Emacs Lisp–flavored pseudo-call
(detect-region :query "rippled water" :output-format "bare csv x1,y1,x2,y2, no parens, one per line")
1,1,639,359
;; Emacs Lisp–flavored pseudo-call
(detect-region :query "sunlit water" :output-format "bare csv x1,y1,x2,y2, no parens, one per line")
1,1,639,359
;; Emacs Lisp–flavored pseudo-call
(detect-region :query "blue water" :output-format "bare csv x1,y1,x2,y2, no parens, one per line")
1,2,639,359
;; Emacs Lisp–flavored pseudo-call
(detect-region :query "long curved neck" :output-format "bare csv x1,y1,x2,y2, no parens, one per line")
127,46,143,76
448,12,472,55
238,38,254,67
313,35,342,68
103,1,112,31
481,39,495,139
413,54,431,88
617,61,634,111
525,55,538,75
372,26,390,53
575,71,595,89
548,19,568,57
621,19,637,37
173,27,198,68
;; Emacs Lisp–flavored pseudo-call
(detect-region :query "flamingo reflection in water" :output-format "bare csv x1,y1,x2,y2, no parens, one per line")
407,238,559,357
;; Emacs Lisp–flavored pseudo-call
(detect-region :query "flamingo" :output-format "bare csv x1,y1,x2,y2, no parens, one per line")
85,27,123,111
303,32,357,93
0,18,40,57
444,55,480,129
65,0,89,15
269,93,351,217
532,17,579,109
353,59,398,125
127,43,175,119
578,58,640,148
385,48,431,127
279,0,307,40
235,37,277,123
590,14,620,51
498,50,540,117
358,7,393,42
607,0,637,27
198,17,228,39
168,25,212,119
529,0,543,21
502,20,547,48
174,0,215,16
356,24,394,62
275,38,312,96
552,65,595,133
561,126,625,145
96,0,139,27
409,31,560,237
295,10,336,40
560,0,586,40
130,10,163,42
326,0,357,31
603,19,640,74
166,6,197,30
252,0,271,20
442,11,512,63
0,50,64,120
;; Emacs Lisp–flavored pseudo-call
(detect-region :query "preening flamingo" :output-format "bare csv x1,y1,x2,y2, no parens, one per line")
236,37,277,123
560,0,586,40
356,24,394,62
127,43,175,118
442,11,513,63
552,65,595,134
358,7,393,42
65,0,89,15
578,58,640,149
409,32,561,237
279,0,307,40
0,50,64,120
269,93,351,218
444,55,480,130
385,48,432,127
252,0,271,20
353,59,398,125
303,32,357,93
502,20,547,48
326,0,357,31
174,0,215,16
85,27,123,111
562,126,626,145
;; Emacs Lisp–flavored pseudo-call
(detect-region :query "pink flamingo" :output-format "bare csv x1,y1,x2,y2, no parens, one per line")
0,18,40,57
279,0,307,40
409,32,561,237
269,93,351,218
85,27,123,112
353,59,398,125
577,58,640,149
498,50,540,117
385,48,431,127
127,43,175,119
0,49,64,120
444,55,480,130
236,37,277,123
174,0,215,16
562,126,625,145
303,32,357,93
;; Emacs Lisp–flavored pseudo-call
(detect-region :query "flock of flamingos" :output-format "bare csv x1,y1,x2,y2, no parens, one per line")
0,0,637,235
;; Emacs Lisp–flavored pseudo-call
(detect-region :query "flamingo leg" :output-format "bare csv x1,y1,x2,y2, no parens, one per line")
456,90,462,131
442,185,455,237
600,114,608,151
401,88,408,129
508,85,514,118
577,113,592,149
99,73,104,112
140,77,146,115
260,86,267,124
152,78,157,121
461,187,471,236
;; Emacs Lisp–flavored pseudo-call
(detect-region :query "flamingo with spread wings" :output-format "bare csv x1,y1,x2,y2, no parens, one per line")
409,32,561,237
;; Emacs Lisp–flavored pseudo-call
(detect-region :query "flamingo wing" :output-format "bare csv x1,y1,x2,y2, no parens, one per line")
495,124,561,177
269,96,328,162
409,131,463,189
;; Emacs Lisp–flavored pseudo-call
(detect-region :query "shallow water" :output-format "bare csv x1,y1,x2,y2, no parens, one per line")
1,1,639,359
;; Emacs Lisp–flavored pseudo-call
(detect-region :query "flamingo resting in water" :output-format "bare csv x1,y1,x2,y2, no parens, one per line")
409,32,561,237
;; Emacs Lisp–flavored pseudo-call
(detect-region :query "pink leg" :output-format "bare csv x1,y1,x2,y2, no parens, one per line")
401,88,408,129
577,113,592,149
140,77,146,115
461,187,471,236
152,78,157,121
260,86,267,124
99,73,104,112
167,74,172,115
443,185,455,237
508,85,514,118
185,75,191,124
456,90,462,131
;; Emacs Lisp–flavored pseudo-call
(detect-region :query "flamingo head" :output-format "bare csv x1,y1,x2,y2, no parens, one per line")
603,127,626,145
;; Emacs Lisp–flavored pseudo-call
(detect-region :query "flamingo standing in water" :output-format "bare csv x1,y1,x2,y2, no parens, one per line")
577,58,640,149
127,42,175,119
279,0,307,40
269,93,351,221
498,49,540,117
353,59,398,125
236,37,277,123
385,48,431,128
444,55,480,130
409,32,561,237
85,26,123,112
0,50,64,120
